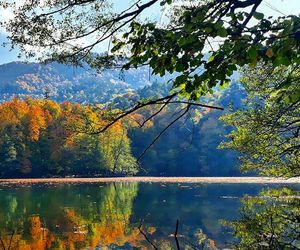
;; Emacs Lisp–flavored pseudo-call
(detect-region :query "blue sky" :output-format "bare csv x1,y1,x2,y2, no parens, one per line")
0,0,299,65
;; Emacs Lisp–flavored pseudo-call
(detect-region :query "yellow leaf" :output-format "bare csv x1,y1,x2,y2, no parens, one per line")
266,48,274,58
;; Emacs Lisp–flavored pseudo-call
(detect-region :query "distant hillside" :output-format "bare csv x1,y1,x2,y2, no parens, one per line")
0,61,171,103
128,82,248,176
0,61,247,176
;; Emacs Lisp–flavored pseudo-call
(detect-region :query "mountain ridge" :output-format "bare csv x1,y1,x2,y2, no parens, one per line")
0,61,172,103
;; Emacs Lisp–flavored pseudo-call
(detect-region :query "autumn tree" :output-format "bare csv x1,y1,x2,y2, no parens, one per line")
0,98,138,177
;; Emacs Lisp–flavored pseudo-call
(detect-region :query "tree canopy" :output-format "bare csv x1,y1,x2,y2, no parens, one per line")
1,0,299,105
220,64,300,177
0,97,138,177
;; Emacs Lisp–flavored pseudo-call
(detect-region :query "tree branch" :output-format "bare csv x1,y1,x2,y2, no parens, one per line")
139,94,176,127
92,93,178,134
137,104,191,161
156,101,224,110
175,219,180,250
138,220,158,250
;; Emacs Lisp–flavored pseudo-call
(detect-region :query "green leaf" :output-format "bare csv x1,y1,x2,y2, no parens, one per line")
237,13,244,21
247,47,257,60
284,91,300,104
228,64,237,71
174,75,188,86
208,53,216,62
253,12,264,20
214,21,223,30
220,79,230,90
204,27,213,33
217,28,228,37
175,62,185,72
274,56,290,66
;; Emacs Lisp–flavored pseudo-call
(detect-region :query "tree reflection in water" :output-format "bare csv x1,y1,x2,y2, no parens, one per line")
225,187,300,250
0,183,218,250
0,183,143,249
0,183,298,249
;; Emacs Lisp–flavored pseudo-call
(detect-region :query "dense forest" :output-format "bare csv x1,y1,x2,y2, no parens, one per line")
129,82,244,176
0,62,244,177
0,97,138,177
3,60,296,178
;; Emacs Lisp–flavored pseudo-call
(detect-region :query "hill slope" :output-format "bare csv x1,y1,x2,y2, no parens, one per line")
0,61,247,176
0,61,170,103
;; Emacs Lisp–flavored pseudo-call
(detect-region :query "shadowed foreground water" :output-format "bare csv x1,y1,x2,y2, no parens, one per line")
0,182,299,249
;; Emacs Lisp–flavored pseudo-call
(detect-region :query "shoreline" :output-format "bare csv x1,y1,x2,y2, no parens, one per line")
0,177,300,184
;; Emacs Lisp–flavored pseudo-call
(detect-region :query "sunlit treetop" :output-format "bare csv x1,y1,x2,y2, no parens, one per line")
0,97,139,176
220,64,300,177
1,0,300,103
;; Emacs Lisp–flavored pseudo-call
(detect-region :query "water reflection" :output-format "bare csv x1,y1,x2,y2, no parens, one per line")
225,187,300,249
0,183,298,249
0,183,143,249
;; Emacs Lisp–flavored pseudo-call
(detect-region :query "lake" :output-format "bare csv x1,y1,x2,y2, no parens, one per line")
0,182,299,249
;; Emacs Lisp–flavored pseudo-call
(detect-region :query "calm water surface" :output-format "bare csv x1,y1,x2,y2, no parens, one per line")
0,182,299,249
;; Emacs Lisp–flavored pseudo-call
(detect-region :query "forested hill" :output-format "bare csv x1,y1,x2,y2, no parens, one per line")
129,82,247,176
0,61,247,177
0,61,171,103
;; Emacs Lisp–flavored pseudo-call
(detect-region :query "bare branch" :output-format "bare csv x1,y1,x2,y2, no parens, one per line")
42,0,159,46
139,94,175,127
175,219,180,250
138,220,158,250
8,230,15,250
137,104,191,161
0,235,6,250
89,93,178,134
156,101,224,110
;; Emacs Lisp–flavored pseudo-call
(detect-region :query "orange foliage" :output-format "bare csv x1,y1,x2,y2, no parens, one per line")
0,97,137,176
27,106,47,141
127,113,154,128
30,215,42,240
1,215,53,250
0,211,153,250
147,226,157,235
